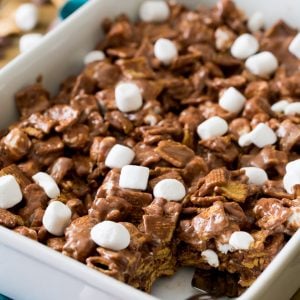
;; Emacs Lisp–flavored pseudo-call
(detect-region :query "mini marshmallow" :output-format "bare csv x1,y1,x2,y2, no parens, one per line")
283,171,300,194
32,172,60,199
288,32,300,59
139,0,170,23
271,100,289,113
115,82,143,113
119,165,149,190
230,33,259,59
154,38,178,65
84,50,105,65
197,116,228,140
245,51,278,77
105,144,135,169
217,243,234,254
91,221,130,251
15,3,38,32
201,249,219,267
238,133,252,147
0,175,23,209
19,33,43,53
153,179,186,201
286,159,300,174
219,87,246,113
284,102,300,116
42,201,72,236
249,123,277,148
229,231,254,250
287,207,300,230
242,167,268,186
247,12,264,32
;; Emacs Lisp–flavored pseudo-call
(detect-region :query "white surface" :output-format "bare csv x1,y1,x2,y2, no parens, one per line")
230,34,259,59
247,12,265,32
289,32,300,59
153,179,186,201
32,172,60,199
249,123,277,148
229,231,255,250
19,33,43,53
154,38,178,65
241,167,268,186
43,201,72,236
284,102,300,116
271,100,289,113
139,0,170,22
0,0,299,300
91,221,131,251
219,87,246,113
105,144,135,169
201,249,219,267
0,175,23,209
119,165,149,190
197,116,228,139
84,50,105,65
15,3,38,32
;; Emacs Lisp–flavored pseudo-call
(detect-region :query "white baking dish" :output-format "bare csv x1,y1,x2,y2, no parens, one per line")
0,1,299,299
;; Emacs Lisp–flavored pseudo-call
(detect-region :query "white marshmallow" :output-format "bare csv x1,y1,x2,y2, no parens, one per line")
19,33,43,53
249,123,277,148
219,87,246,113
197,116,228,140
242,167,268,186
154,38,178,65
15,3,38,32
288,32,300,59
215,27,233,51
247,12,264,32
271,100,289,113
105,144,135,169
32,172,60,199
139,0,170,23
229,231,254,250
153,179,186,201
201,249,219,267
284,102,300,116
43,201,72,236
115,82,143,113
230,33,259,59
91,221,130,251
287,207,300,229
238,133,252,147
84,50,105,65
217,243,234,254
0,175,23,209
286,159,300,174
283,171,300,194
245,51,278,77
119,165,149,190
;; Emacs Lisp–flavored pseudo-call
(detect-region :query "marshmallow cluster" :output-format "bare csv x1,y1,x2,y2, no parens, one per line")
91,221,130,251
43,201,72,236
154,38,178,65
245,51,278,77
0,175,23,209
197,116,228,140
15,3,38,32
283,159,300,194
242,167,268,186
219,87,246,113
229,231,254,250
115,82,143,113
230,33,259,59
105,144,135,169
271,100,289,113
32,172,60,199
139,0,170,23
19,33,43,53
119,165,150,190
84,50,106,65
153,179,186,201
247,12,264,32
201,249,219,267
288,32,300,59
284,102,300,116
238,123,277,148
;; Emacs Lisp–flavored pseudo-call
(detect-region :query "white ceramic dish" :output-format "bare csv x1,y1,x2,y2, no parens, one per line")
0,1,299,299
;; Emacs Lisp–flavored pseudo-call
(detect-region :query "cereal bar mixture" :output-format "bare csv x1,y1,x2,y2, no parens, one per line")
0,0,300,297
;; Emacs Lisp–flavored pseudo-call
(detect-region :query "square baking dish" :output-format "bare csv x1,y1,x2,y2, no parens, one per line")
0,1,299,299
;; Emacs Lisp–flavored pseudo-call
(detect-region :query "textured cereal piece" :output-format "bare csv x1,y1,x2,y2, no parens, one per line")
14,226,37,240
154,140,195,168
0,164,31,190
18,160,40,178
90,136,116,164
46,104,80,132
73,155,93,177
47,237,66,252
106,46,136,59
216,181,248,203
60,179,90,198
88,196,132,222
66,199,87,219
62,124,90,149
254,198,291,231
3,128,32,161
133,143,161,167
15,83,50,118
63,215,97,262
105,111,133,134
26,113,56,134
70,94,98,120
0,208,24,229
49,157,73,183
277,119,300,152
71,73,96,97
